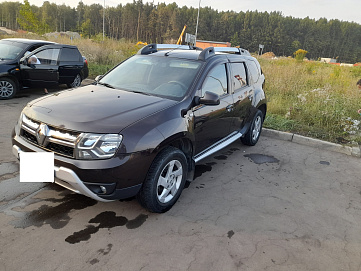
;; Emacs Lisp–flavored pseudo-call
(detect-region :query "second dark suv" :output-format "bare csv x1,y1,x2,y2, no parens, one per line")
12,44,266,213
0,38,88,99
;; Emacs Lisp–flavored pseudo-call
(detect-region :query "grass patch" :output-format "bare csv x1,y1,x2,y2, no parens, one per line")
264,113,298,131
259,56,361,144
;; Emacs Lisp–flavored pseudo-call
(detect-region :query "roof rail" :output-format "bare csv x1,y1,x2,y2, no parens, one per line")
214,47,250,55
198,46,251,60
137,43,199,55
136,44,251,59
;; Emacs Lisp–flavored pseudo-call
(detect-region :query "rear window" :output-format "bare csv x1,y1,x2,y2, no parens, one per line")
247,60,261,82
60,48,81,62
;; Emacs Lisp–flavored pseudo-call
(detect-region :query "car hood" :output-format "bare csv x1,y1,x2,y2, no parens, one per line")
24,85,177,133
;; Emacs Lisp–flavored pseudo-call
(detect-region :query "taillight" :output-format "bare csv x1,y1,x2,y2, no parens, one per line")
84,59,88,66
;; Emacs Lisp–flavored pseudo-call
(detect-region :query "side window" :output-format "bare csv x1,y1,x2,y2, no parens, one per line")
32,49,60,65
202,64,228,97
247,60,260,83
61,48,81,62
231,63,248,91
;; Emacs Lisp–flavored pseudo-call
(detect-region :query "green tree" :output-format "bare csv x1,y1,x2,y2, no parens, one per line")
17,0,45,33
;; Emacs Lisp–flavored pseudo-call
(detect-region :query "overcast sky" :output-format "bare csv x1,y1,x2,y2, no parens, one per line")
2,0,361,25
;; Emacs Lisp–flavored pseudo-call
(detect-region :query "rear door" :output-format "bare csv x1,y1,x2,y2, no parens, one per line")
20,46,60,87
229,62,253,132
57,47,84,84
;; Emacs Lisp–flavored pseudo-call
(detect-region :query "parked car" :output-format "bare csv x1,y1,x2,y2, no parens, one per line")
0,38,88,99
12,44,266,213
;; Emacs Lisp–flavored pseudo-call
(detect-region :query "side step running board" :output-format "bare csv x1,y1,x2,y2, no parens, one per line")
194,131,243,163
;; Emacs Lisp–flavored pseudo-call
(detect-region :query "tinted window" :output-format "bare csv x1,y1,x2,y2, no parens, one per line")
231,63,247,91
247,60,260,82
202,64,228,97
33,49,60,65
61,48,81,62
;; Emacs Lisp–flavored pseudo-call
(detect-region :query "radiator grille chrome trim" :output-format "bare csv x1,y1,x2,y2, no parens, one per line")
20,115,80,158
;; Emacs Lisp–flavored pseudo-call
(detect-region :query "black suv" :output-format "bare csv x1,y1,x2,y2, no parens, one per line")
12,44,266,213
0,38,88,99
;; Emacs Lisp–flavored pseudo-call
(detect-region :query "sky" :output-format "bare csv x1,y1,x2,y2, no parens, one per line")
1,0,361,25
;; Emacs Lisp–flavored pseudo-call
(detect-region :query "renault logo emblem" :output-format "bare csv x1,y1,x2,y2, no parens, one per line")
36,123,49,146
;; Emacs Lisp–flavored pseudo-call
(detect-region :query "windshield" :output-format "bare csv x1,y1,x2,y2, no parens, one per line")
99,55,202,100
0,41,26,60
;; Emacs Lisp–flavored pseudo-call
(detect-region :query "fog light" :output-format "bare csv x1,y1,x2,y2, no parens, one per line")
84,182,116,195
100,186,107,194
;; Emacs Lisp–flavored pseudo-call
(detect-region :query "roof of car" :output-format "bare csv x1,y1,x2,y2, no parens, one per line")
1,38,55,45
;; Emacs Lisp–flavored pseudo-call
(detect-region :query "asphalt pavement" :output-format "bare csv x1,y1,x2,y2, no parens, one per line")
0,83,361,271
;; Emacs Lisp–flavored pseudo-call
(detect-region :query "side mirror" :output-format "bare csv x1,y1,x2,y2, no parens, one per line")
195,91,220,106
95,75,103,82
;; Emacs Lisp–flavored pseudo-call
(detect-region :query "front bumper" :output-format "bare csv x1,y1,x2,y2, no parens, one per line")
14,144,124,202
12,134,152,201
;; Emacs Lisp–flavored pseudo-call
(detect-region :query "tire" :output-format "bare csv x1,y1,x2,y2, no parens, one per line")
241,109,263,146
0,77,17,100
137,147,188,213
67,74,82,88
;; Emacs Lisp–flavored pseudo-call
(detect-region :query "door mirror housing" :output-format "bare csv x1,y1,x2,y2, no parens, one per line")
95,75,103,82
195,91,220,106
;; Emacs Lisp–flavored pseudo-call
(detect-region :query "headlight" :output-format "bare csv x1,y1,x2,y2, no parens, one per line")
75,133,123,160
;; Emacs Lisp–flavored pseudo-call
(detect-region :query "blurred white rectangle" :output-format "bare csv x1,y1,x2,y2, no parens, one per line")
20,152,54,183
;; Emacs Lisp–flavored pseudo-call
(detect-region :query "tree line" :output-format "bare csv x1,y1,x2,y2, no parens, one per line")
1,0,361,63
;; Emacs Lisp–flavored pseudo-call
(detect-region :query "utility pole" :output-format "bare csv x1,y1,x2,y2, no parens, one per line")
103,0,105,41
195,0,201,41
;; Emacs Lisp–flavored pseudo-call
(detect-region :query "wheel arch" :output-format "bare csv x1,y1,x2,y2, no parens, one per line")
257,103,267,120
156,134,194,174
0,74,20,88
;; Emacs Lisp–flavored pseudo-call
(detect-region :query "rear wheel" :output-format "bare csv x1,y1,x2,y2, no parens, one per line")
0,77,17,100
67,74,82,88
137,147,187,213
241,110,263,146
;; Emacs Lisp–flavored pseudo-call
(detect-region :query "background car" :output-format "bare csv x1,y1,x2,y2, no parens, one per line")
0,38,88,99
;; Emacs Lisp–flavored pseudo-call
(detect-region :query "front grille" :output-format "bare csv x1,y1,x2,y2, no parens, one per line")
20,115,80,158
47,142,74,157
22,130,37,144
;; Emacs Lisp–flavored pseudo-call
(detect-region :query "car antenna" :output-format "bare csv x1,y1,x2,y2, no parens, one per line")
164,45,184,56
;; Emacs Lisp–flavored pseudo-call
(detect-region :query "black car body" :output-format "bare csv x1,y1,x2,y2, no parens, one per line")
0,38,88,99
12,44,266,212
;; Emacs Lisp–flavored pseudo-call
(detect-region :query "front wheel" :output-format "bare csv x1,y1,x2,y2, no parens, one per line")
241,110,264,146
67,74,82,88
0,77,17,100
137,147,188,213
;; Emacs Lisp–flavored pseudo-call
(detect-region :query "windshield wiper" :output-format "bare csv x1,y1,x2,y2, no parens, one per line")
127,90,152,96
98,82,115,89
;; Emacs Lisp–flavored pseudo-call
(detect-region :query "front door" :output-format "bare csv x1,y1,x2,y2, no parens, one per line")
20,48,60,87
193,63,234,154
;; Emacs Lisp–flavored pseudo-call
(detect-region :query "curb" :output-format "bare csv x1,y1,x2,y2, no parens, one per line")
262,128,361,158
